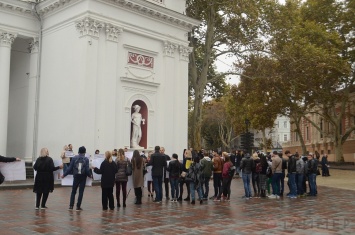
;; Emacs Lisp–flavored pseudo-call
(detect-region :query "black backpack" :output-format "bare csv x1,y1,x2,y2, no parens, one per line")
228,165,236,177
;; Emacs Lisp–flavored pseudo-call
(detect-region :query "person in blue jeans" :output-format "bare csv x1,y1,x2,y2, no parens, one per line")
269,151,282,199
146,146,167,202
62,146,92,211
167,153,182,202
307,153,317,196
240,153,254,199
188,157,203,204
286,150,297,198
295,154,304,197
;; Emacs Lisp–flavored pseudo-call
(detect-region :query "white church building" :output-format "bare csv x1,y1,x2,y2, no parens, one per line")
0,0,199,162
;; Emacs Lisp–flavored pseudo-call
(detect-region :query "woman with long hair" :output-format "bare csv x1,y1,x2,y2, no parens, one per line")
33,148,63,209
131,150,144,204
221,153,233,201
93,151,118,210
115,148,128,207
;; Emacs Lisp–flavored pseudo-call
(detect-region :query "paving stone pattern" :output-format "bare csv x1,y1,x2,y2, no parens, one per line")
0,178,354,234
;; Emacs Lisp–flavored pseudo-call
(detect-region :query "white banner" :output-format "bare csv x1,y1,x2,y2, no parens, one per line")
0,161,26,181
61,175,92,186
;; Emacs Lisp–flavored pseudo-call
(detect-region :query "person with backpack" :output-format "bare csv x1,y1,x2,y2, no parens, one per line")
167,153,182,202
186,156,203,204
62,146,92,211
221,153,234,201
93,151,118,211
200,151,213,200
251,152,261,198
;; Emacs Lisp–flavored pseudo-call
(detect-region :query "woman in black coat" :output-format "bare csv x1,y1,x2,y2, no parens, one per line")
33,148,62,209
93,151,118,210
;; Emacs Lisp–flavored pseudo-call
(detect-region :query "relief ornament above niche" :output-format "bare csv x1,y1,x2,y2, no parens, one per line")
125,52,155,79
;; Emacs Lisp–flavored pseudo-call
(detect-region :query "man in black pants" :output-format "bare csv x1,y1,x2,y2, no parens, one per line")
160,147,171,200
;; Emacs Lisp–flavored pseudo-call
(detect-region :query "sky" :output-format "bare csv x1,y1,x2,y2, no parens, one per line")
215,54,240,86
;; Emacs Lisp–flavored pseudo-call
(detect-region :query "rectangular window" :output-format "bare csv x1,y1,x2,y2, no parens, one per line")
283,134,287,141
306,127,309,140
320,119,323,138
284,121,287,128
328,150,331,154
321,150,324,154
295,133,299,141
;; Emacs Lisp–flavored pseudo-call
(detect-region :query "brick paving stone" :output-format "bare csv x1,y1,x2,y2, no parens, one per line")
0,177,355,234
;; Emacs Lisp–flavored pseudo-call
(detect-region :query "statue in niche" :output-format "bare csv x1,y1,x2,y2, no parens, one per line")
130,105,145,148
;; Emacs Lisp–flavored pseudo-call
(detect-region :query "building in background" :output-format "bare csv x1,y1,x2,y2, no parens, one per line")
0,0,199,161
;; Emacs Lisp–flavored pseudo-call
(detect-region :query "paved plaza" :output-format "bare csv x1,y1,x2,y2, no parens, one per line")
1,171,355,235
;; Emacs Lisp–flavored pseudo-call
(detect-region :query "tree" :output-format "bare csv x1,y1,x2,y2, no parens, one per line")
186,0,264,150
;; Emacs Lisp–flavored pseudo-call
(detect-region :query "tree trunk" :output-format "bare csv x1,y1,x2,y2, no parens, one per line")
293,115,307,155
262,129,268,153
191,91,203,150
334,140,345,162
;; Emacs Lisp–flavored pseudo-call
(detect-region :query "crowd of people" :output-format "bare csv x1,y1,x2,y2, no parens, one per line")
28,145,329,211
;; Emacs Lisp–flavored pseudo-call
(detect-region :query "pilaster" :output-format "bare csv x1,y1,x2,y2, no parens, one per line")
0,31,17,155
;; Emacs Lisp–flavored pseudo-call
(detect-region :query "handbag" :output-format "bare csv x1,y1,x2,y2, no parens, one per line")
125,161,132,176
0,171,5,185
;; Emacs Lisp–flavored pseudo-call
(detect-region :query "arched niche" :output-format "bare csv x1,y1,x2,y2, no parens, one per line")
130,100,148,149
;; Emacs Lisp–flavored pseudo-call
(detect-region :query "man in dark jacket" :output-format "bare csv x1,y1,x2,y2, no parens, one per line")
240,153,254,199
286,150,297,198
167,153,181,202
307,153,317,196
147,146,167,202
62,146,92,211
160,147,171,199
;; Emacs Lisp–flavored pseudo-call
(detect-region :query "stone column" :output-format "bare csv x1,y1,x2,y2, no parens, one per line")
0,31,16,155
25,38,39,162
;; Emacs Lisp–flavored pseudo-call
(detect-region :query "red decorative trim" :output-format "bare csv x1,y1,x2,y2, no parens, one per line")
128,52,154,69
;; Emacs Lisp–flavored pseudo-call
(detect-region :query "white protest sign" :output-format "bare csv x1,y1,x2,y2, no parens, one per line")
61,175,92,186
53,159,63,181
65,151,75,158
0,161,26,181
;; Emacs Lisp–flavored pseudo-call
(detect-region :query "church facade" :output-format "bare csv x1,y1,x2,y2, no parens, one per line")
0,0,199,161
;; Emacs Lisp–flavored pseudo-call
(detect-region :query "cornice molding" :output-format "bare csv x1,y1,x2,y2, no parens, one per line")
33,0,199,29
0,31,17,48
0,0,33,16
100,0,199,30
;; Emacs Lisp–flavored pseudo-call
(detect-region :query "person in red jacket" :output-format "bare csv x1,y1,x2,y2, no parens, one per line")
221,153,233,201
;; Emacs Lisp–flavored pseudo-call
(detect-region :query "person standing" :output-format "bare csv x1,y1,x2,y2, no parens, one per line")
251,152,261,198
93,151,118,211
167,153,182,202
321,154,330,176
286,150,297,199
147,146,167,203
259,154,268,198
60,145,70,172
295,153,305,197
221,153,233,201
187,156,203,204
33,148,62,209
236,150,243,178
212,151,224,201
62,146,92,211
131,150,144,204
115,148,128,207
200,151,213,200
307,153,317,196
146,151,155,198
268,151,282,199
240,153,254,199
160,147,171,200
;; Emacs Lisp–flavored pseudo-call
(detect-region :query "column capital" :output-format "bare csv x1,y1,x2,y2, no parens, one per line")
105,24,123,42
28,37,39,53
179,45,192,61
75,17,104,38
0,31,17,48
163,41,178,57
